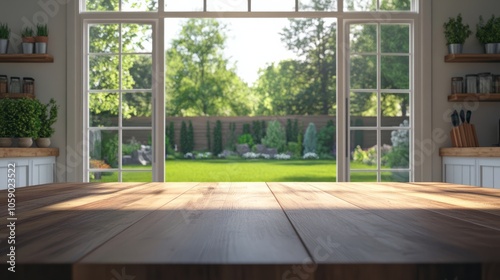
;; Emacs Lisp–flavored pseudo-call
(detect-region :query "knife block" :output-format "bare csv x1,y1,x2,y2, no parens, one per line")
450,123,479,148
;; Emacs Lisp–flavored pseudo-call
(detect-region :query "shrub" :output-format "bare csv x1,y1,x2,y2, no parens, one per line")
187,120,194,152
123,137,141,155
252,120,262,144
206,121,211,152
238,133,254,147
168,121,175,150
165,136,174,155
227,122,237,151
286,119,293,143
11,98,42,138
383,120,409,169
317,120,336,157
262,120,286,153
212,120,223,156
242,123,251,135
292,119,299,142
180,121,189,154
303,122,317,154
352,145,377,166
287,142,301,158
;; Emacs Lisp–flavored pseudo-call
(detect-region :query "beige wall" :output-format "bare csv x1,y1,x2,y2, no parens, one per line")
431,0,500,181
0,0,68,180
1,0,498,182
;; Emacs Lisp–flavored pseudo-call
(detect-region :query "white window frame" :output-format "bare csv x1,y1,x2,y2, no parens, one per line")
67,0,429,183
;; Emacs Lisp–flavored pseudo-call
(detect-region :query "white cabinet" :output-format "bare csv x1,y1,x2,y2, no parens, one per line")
0,156,56,189
442,157,500,189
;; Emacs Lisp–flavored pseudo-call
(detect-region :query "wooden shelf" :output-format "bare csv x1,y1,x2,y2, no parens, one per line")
0,54,54,63
444,53,500,63
440,147,500,157
0,147,59,158
0,93,35,99
448,93,500,102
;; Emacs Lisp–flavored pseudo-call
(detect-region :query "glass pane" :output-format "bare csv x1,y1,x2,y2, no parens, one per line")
380,0,411,11
122,0,157,11
89,93,119,127
122,55,152,90
122,130,152,168
89,130,119,168
123,92,152,127
381,127,409,169
350,55,377,89
381,24,410,53
350,92,377,127
165,0,203,11
252,0,295,11
350,172,377,182
123,172,153,182
86,0,119,11
350,130,377,168
89,55,120,90
381,55,409,90
122,24,153,53
207,0,247,11
299,0,337,11
382,171,410,182
90,172,118,182
344,0,375,11
89,24,119,53
349,24,377,53
381,93,410,126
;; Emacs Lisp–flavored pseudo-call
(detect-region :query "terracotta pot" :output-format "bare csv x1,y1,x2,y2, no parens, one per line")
22,37,36,43
35,36,48,43
35,138,51,148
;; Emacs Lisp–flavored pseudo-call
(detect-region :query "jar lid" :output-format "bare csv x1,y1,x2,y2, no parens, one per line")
452,77,463,81
10,76,20,79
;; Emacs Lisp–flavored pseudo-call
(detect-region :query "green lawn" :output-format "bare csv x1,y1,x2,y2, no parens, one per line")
94,159,398,182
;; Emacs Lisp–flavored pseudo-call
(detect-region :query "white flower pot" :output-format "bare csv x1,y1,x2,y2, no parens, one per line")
447,44,463,54
22,42,34,54
0,39,8,54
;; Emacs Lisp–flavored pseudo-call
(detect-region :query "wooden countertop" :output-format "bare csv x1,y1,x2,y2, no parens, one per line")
0,147,59,158
440,147,500,157
1,182,500,280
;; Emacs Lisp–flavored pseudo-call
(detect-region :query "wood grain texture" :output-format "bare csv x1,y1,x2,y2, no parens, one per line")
0,147,59,158
444,53,500,63
448,93,500,102
1,182,499,280
440,147,500,157
0,54,54,63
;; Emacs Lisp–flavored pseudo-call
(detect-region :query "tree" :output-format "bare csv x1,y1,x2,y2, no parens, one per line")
166,19,254,117
280,2,337,115
212,120,223,156
262,120,286,153
303,122,317,154
187,120,194,152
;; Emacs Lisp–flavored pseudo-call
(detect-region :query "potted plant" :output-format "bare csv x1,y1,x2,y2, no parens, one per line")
0,22,10,54
11,98,42,147
0,99,14,147
36,98,58,148
21,27,35,54
35,23,48,54
476,15,497,54
443,13,472,54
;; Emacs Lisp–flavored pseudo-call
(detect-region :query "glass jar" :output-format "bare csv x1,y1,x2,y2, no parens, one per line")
9,77,21,93
465,74,478,93
494,75,500,93
0,75,7,94
22,77,35,94
451,77,463,94
478,72,493,94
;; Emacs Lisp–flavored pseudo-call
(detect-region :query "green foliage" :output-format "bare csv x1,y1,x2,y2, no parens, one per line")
180,121,189,154
297,132,303,157
122,137,141,155
165,136,174,155
353,145,377,166
9,99,42,138
286,119,293,143
242,123,251,135
262,120,286,153
383,120,409,169
0,99,14,137
443,13,472,45
317,120,336,157
0,22,10,39
167,121,175,149
476,15,497,44
251,120,263,144
292,119,299,142
102,132,118,168
238,133,254,147
287,142,301,158
38,98,58,138
206,120,211,151
21,27,34,38
187,120,194,153
303,122,317,154
212,120,223,155
166,19,253,116
227,122,237,150
36,23,48,37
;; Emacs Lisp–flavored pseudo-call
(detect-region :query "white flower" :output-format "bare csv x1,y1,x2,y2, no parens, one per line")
184,152,194,159
303,152,319,159
242,152,260,159
274,153,291,160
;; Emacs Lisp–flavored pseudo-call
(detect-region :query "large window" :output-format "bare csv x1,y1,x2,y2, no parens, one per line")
79,0,418,182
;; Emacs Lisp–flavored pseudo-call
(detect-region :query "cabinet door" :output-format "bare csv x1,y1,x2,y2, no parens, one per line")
32,157,56,185
0,159,31,189
478,159,500,189
442,157,476,186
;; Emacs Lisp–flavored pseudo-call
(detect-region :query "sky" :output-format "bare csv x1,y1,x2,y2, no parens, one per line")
164,18,297,85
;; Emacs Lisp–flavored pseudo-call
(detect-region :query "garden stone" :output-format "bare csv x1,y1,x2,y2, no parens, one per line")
255,144,267,154
265,148,277,157
236,144,250,155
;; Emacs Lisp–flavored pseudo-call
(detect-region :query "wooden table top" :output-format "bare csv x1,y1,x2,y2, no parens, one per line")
1,182,500,280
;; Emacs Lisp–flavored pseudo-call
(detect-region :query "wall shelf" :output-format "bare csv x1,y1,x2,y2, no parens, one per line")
0,93,35,99
444,53,500,63
0,54,54,63
448,93,500,102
